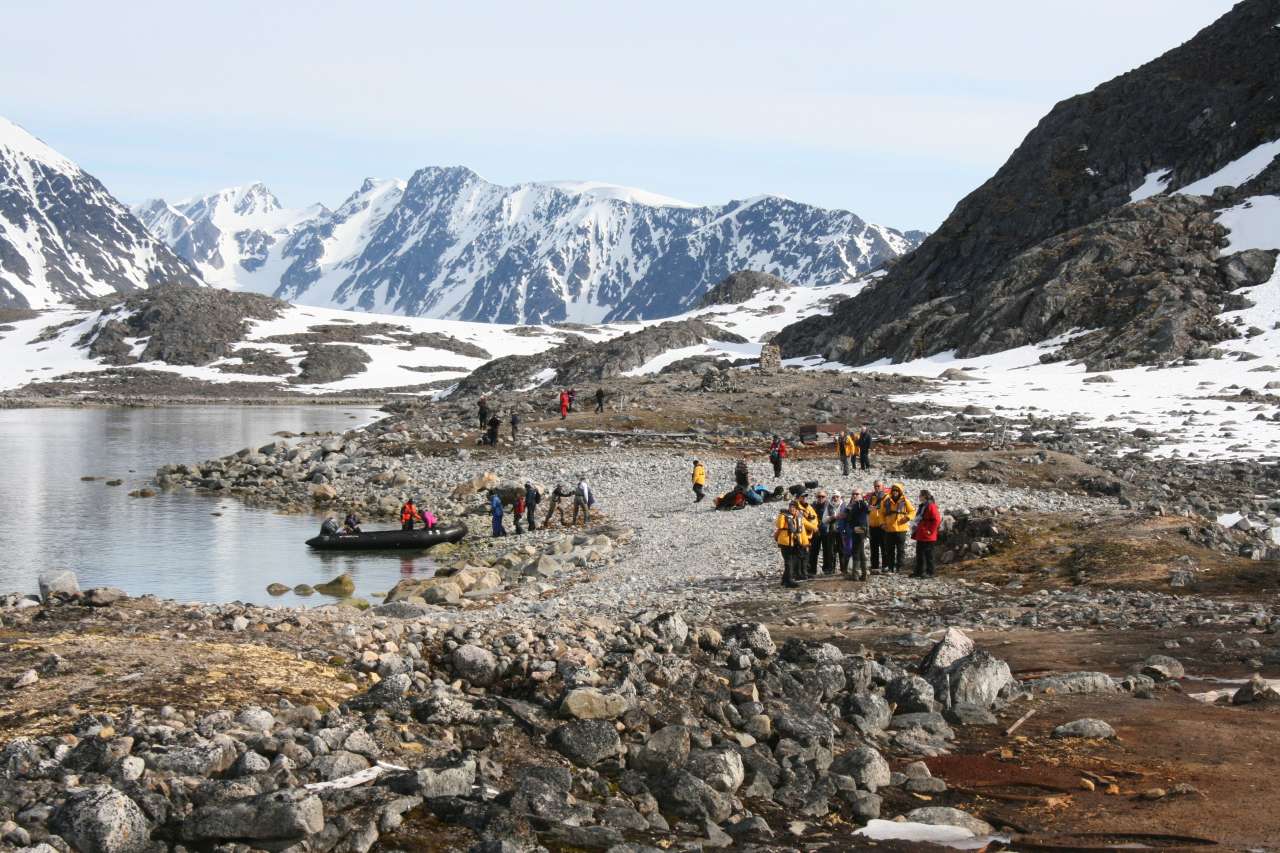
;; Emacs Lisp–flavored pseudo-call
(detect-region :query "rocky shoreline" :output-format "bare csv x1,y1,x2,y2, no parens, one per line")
2,368,1280,851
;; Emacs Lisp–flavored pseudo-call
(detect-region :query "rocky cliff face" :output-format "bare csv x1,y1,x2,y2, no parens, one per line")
777,0,1280,368
0,117,202,309
697,271,791,308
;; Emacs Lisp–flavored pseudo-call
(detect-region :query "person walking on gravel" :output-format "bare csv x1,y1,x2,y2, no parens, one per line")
510,411,520,442
692,459,707,503
513,489,526,535
559,390,569,419
911,489,942,578
837,430,855,476
524,482,541,531
857,426,873,471
595,387,606,413
572,477,594,526
768,435,787,479
881,482,915,573
866,481,887,573
489,490,506,537
544,483,573,527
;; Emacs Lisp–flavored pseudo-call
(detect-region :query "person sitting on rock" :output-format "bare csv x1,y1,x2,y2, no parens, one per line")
400,499,423,531
342,510,362,534
320,515,341,537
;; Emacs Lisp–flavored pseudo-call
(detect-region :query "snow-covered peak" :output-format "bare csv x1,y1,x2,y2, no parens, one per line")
0,115,77,174
541,180,698,209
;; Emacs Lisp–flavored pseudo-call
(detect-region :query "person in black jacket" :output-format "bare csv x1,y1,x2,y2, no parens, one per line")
524,482,541,531
510,412,521,442
595,387,606,413
841,493,870,579
734,458,749,490
478,397,489,430
857,425,873,471
486,414,501,446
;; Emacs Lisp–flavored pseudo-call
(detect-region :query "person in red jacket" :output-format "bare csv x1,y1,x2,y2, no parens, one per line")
768,435,787,478
911,489,942,578
400,498,423,531
559,389,569,419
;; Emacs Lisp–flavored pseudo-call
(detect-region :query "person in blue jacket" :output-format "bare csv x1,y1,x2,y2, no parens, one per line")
840,490,871,579
489,490,506,537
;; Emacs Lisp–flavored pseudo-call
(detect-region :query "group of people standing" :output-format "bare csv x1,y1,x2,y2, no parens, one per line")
836,427,874,474
489,479,595,536
773,481,941,587
558,388,606,419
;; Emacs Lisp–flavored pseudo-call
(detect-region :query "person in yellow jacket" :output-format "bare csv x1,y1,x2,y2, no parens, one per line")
880,482,916,574
692,459,707,503
774,496,818,588
837,430,856,476
866,481,887,573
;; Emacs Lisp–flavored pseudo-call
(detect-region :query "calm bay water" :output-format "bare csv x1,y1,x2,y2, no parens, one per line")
0,406,438,606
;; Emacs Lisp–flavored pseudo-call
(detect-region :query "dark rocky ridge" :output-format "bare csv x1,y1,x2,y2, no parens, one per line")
777,0,1280,368
697,270,793,308
449,318,749,397
79,285,284,367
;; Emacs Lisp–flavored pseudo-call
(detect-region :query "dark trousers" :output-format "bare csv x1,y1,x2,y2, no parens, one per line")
841,533,866,575
526,506,537,531
478,411,487,429
884,531,907,573
771,455,782,478
572,501,589,526
859,449,870,470
514,512,524,534
868,527,884,570
914,541,936,577
511,426,518,441
840,455,850,475
809,531,834,576
694,484,704,502
595,399,604,413
782,545,805,586
545,500,568,526
402,520,414,531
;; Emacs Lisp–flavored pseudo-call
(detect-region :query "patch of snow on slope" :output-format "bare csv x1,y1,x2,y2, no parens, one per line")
1176,139,1280,196
1215,195,1280,252
1130,169,1172,202
0,116,76,172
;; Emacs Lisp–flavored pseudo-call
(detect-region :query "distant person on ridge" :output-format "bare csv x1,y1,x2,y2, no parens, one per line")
559,389,569,420
510,411,521,442
769,435,787,479
692,459,707,502
478,397,489,430
595,387,606,413
857,425,873,471
400,498,423,531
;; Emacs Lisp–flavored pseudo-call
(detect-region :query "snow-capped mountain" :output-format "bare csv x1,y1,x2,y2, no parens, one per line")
138,166,926,323
0,117,201,308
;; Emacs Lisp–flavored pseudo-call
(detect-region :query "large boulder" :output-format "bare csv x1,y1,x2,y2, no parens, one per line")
919,627,975,673
635,725,691,774
1052,718,1116,739
451,471,501,500
451,644,498,686
686,747,745,793
181,789,324,841
549,720,622,767
561,688,629,721
655,770,733,822
905,806,993,836
38,570,80,603
51,787,150,853
829,746,891,791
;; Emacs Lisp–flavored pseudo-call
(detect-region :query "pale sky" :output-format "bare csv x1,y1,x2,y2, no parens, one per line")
0,0,1236,229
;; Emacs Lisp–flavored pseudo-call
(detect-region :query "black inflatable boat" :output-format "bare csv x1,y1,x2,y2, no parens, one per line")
306,521,468,551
